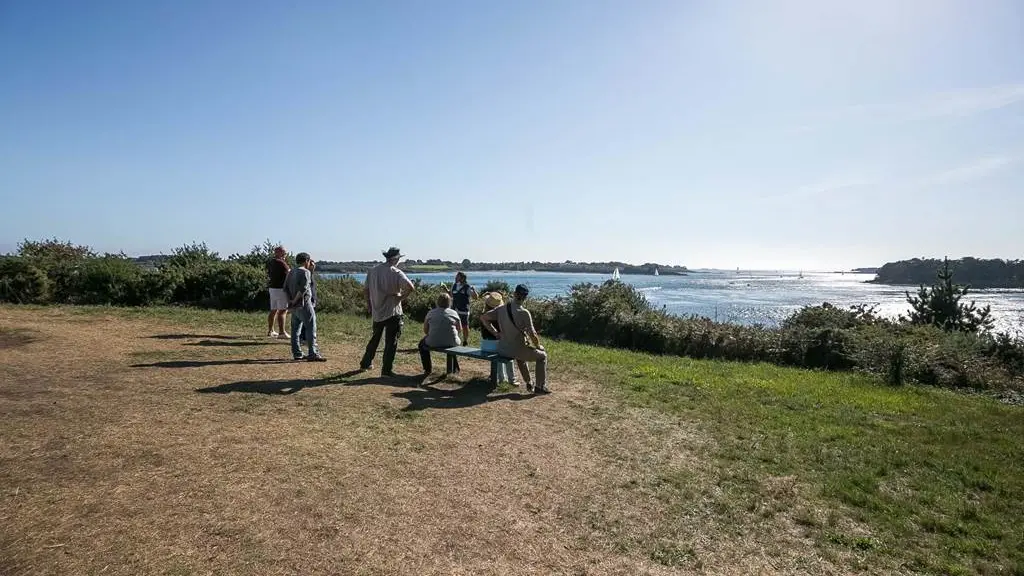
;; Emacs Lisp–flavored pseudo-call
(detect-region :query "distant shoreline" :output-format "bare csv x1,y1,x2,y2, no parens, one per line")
323,268,689,276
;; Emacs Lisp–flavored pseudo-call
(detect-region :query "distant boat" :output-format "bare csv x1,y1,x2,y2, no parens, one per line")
798,270,804,279
653,268,659,276
612,267,621,280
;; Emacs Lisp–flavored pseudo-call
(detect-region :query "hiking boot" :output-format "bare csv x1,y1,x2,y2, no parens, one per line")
534,386,551,395
293,355,305,361
307,355,327,362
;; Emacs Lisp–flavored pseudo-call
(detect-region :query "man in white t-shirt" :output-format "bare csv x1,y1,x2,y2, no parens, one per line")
359,247,415,376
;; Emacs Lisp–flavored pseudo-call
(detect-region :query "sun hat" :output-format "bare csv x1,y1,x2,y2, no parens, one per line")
514,284,530,298
484,292,504,308
382,247,404,259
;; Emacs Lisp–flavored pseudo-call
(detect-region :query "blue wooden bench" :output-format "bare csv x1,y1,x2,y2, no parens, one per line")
435,346,515,385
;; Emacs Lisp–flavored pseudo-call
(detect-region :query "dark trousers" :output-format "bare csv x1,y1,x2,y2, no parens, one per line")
418,338,460,373
361,315,403,373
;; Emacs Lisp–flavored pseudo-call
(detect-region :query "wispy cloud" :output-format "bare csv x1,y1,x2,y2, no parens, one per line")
793,82,1024,131
758,176,874,203
916,155,1017,187
761,152,1018,204
912,84,1024,119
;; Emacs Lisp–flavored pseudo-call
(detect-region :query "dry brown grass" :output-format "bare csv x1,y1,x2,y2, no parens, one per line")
0,306,848,575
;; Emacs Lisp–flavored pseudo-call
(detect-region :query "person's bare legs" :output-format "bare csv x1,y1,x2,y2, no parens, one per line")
267,311,277,335
276,311,287,335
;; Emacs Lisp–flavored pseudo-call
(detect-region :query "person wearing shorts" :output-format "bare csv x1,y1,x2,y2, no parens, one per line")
266,246,291,339
444,271,478,345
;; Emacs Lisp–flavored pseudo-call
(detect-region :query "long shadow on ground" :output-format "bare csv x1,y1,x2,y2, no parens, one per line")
196,376,339,395
393,378,533,411
133,359,294,368
149,334,250,340
184,340,282,347
195,369,421,396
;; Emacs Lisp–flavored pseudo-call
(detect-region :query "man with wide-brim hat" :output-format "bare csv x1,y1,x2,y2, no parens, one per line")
360,247,415,376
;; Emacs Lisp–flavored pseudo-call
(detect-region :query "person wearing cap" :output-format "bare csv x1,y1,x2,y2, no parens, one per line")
479,284,548,393
360,247,415,376
284,252,325,361
479,292,516,385
265,246,291,339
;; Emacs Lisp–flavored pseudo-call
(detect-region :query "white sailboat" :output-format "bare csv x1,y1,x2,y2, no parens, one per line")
653,268,659,276
612,267,621,280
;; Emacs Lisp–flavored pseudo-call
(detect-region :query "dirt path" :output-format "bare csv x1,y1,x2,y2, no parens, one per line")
0,307,838,575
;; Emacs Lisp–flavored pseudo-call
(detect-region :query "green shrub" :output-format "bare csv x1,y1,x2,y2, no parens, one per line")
16,238,95,269
313,275,366,315
171,262,265,310
481,280,512,295
161,242,221,270
987,332,1024,376
68,256,172,306
402,281,446,322
0,257,50,304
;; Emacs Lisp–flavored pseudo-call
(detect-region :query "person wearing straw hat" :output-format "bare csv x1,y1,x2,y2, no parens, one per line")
360,247,415,376
480,291,516,385
479,284,548,393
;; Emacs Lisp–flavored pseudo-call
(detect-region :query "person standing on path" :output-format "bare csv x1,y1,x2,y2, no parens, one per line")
443,271,478,346
479,284,548,393
298,259,317,346
285,252,325,362
266,246,291,339
360,247,415,376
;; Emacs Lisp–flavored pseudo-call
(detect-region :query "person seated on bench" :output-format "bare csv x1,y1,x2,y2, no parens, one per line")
418,292,462,374
479,284,549,394
479,292,516,385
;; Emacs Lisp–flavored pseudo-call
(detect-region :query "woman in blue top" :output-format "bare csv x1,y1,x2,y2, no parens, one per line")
443,271,478,345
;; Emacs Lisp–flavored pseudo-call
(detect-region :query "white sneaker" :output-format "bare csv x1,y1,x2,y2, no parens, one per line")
268,331,279,338
279,332,291,339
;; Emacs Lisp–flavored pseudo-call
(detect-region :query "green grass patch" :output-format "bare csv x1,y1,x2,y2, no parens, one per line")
550,340,1024,574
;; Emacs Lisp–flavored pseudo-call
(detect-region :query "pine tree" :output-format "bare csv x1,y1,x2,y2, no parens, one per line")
904,257,993,332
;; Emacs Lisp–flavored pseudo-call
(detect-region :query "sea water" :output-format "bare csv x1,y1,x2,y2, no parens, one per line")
324,270,1024,332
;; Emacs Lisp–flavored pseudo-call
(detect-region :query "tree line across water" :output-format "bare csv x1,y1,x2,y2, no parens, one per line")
872,257,1024,289
135,254,688,276
1,239,1021,396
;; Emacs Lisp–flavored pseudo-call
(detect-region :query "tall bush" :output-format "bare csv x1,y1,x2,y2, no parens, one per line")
0,257,50,304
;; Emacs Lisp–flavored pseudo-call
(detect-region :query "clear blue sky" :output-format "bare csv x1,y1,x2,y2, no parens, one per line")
1,0,1022,269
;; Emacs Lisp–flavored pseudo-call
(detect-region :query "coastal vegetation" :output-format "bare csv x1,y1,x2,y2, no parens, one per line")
2,239,1022,395
872,257,1024,289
